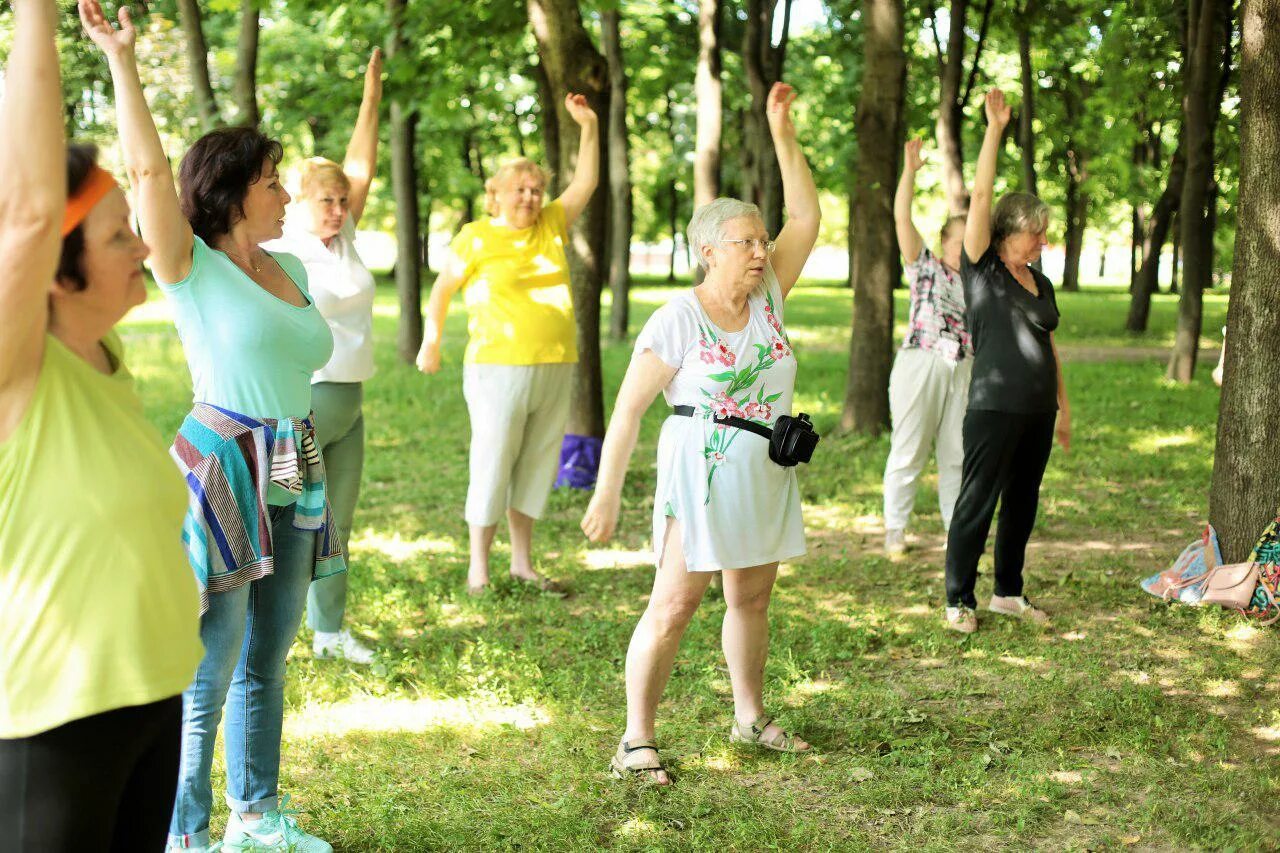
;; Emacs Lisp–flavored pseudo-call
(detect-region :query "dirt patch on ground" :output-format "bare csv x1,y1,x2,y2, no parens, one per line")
1059,345,1221,363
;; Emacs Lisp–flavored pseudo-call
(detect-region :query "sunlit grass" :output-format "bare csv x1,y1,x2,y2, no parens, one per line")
118,278,1275,850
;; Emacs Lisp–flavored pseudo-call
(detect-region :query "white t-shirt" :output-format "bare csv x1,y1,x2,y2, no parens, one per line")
266,215,376,384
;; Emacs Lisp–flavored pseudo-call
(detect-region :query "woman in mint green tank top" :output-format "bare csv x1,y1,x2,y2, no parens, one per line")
83,1,339,848
0,1,201,844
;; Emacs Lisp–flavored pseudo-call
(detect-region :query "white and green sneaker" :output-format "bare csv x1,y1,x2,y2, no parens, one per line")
222,795,332,852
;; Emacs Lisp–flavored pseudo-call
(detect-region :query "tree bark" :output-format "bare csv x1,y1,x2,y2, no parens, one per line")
742,0,786,235
233,0,260,127
601,9,632,340
841,0,905,435
528,0,611,440
532,58,561,179
176,0,218,131
1209,0,1280,563
1061,145,1087,291
1016,10,1037,197
694,0,723,208
1167,0,1226,382
1127,139,1186,330
387,0,421,362
935,0,970,214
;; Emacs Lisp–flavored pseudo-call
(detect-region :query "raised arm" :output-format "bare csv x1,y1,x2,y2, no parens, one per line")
554,94,599,229
80,0,193,284
895,139,925,264
964,89,1011,263
343,47,383,227
580,352,679,544
766,82,821,298
0,0,63,397
414,250,467,374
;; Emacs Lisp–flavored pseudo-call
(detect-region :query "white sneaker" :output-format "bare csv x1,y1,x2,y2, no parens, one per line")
987,595,1050,623
884,528,907,556
312,629,376,665
944,605,977,633
223,796,332,852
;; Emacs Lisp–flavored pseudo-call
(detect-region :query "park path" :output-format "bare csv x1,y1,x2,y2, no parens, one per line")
1060,345,1221,363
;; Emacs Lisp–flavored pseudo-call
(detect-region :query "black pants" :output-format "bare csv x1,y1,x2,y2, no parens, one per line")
944,409,1056,608
0,695,182,851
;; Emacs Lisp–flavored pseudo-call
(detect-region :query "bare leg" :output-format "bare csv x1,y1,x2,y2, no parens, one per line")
468,523,497,592
507,509,537,581
720,563,809,751
619,520,712,783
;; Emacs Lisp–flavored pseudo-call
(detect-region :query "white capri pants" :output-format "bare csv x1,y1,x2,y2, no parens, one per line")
882,348,972,533
463,363,574,527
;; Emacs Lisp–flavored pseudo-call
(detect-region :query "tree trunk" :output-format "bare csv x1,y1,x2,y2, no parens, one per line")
694,0,723,209
532,59,561,179
528,0,611,440
1167,0,1226,382
1098,244,1106,278
742,0,785,235
1170,212,1181,292
1209,0,1280,563
233,0,260,127
1061,145,1087,291
387,0,421,362
1016,9,1037,197
841,0,905,435
176,0,218,131
936,0,970,214
601,9,632,341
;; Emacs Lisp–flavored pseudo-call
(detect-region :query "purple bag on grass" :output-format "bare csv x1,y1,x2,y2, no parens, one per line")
555,434,602,490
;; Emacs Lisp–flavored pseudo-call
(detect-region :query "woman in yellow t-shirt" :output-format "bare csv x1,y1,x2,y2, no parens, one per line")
416,94,599,596
0,1,201,844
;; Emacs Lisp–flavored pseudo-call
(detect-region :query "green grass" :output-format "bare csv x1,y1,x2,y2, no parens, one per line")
119,282,1275,850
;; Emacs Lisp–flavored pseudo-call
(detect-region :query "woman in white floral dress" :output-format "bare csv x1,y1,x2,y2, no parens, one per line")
582,82,820,785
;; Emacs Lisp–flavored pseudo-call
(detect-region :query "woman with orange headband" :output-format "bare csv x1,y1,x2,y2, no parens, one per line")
0,0,202,845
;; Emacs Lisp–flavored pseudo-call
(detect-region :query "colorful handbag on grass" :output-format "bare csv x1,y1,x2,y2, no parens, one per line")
1141,525,1219,604
1242,513,1280,624
1144,517,1280,624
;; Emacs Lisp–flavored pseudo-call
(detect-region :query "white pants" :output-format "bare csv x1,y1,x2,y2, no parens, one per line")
882,348,971,532
463,363,574,527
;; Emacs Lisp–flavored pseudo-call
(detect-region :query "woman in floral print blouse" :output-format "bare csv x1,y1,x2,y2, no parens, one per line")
581,82,820,785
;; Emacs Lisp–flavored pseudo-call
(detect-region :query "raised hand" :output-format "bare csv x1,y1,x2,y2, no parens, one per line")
903,138,925,173
563,93,598,128
984,89,1012,130
78,0,136,58
766,81,798,139
364,47,383,103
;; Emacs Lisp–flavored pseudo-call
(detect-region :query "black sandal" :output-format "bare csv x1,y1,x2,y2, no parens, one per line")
609,739,671,785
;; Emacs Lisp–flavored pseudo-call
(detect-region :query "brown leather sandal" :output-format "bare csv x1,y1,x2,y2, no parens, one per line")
609,739,671,785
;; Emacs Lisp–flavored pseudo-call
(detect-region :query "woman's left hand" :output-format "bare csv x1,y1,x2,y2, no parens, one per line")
1056,409,1071,453
79,0,136,58
564,93,598,128
363,47,383,102
766,81,798,139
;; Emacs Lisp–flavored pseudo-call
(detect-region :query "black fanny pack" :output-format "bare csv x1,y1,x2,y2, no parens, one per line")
672,405,820,467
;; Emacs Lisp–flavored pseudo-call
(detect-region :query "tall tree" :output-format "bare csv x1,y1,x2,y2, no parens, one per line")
387,0,422,362
1209,0,1280,562
1126,137,1186,331
1167,0,1230,382
1015,1,1037,196
928,0,992,214
175,0,217,131
694,0,722,208
528,0,611,440
743,0,792,234
842,0,905,435
601,7,632,340
233,0,259,126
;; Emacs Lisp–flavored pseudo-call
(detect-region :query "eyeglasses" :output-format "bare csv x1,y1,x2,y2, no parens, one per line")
720,238,776,254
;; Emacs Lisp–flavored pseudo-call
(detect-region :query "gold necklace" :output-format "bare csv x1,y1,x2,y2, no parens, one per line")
221,246,262,273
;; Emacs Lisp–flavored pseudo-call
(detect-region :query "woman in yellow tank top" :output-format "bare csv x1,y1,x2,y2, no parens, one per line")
415,96,600,597
0,0,202,846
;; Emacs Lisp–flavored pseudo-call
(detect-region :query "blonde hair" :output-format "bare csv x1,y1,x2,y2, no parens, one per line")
484,158,549,217
296,157,351,200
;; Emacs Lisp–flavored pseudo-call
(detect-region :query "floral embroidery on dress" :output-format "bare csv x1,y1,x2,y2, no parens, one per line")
693,296,792,503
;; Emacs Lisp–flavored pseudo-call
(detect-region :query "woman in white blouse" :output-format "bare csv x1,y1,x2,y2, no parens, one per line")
268,48,382,664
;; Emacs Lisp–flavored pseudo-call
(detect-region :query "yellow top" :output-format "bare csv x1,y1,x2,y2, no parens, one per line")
451,201,579,365
0,333,202,738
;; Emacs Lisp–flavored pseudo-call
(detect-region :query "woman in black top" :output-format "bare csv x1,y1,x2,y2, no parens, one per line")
943,89,1071,634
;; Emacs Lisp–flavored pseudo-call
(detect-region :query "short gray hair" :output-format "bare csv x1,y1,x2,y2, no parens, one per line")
991,192,1050,248
687,198,763,270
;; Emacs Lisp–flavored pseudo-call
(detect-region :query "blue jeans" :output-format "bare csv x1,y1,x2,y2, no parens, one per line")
168,503,315,847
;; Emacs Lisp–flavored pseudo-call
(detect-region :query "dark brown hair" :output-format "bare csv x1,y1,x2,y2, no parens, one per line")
56,143,101,292
941,214,967,243
178,127,284,243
